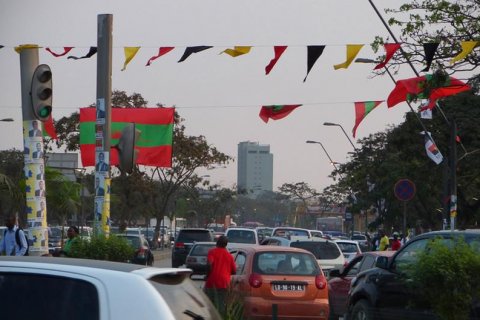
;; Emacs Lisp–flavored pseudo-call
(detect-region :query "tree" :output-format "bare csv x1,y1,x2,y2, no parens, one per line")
278,182,319,228
373,0,479,79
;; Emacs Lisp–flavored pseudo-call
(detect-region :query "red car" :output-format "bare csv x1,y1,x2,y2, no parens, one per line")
327,251,395,319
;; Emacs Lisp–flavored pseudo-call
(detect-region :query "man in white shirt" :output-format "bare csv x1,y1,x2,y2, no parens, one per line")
0,213,28,256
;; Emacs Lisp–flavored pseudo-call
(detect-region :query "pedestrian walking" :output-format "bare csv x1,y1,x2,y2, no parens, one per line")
204,235,236,316
0,213,28,256
378,229,390,251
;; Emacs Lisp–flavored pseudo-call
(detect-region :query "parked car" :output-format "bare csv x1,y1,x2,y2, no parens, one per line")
310,230,324,238
271,227,311,238
0,256,221,319
172,228,214,268
334,239,362,263
289,238,345,277
351,233,369,250
229,245,329,319
327,251,395,320
346,230,480,320
225,227,260,247
259,236,292,246
256,227,273,240
185,241,216,276
116,234,154,266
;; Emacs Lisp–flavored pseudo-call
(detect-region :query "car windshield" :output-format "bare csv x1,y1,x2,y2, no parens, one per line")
253,251,319,276
290,241,341,259
227,230,256,244
336,242,358,253
191,244,215,255
177,231,212,243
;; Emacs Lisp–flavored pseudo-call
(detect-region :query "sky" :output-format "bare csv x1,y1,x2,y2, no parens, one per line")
0,0,417,192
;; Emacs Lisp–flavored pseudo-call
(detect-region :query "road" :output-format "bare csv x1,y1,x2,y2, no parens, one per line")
153,249,205,288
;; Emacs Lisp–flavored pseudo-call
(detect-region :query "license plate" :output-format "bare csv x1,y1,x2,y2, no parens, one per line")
272,284,305,291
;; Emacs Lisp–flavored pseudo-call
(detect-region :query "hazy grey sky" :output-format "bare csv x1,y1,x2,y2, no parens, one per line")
1,0,416,192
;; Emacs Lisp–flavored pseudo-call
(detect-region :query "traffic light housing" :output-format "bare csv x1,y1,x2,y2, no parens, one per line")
30,64,52,121
114,123,141,174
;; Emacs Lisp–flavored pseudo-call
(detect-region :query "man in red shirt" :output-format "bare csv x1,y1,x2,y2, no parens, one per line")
204,235,236,316
391,232,402,251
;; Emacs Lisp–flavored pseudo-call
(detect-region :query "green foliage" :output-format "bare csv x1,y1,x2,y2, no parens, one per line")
224,288,244,320
408,238,480,320
69,234,135,263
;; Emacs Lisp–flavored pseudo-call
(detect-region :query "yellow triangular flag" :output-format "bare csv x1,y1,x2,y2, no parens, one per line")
14,44,40,53
222,46,252,57
334,44,364,70
450,41,478,65
121,47,141,71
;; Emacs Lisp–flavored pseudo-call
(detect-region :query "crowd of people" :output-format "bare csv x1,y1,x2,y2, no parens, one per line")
369,229,408,251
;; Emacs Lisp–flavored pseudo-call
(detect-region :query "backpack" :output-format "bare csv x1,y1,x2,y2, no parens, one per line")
3,228,29,256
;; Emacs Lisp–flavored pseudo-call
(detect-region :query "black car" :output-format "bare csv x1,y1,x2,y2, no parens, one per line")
117,234,154,266
172,228,214,268
346,230,480,320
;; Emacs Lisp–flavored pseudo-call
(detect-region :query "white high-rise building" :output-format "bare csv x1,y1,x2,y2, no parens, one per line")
237,141,273,195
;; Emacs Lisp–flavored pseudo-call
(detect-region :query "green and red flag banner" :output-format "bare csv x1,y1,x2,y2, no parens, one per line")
146,47,175,66
421,43,440,72
374,43,401,70
387,74,470,109
352,101,383,137
178,46,213,63
42,116,58,140
259,105,301,123
304,45,326,82
46,47,74,57
67,47,97,60
79,107,174,167
265,46,287,75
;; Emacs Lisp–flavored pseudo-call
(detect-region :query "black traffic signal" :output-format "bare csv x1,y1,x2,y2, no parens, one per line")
114,123,141,174
30,64,52,121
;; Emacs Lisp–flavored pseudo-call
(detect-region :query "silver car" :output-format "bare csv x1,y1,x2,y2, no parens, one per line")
0,256,221,320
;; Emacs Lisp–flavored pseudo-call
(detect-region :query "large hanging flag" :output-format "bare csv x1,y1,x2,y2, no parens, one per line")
46,47,74,57
222,46,252,57
121,47,141,71
265,46,287,75
79,107,174,167
374,43,402,70
178,46,213,62
352,101,383,138
259,105,301,123
68,47,97,60
334,44,364,70
42,116,58,140
424,132,443,164
421,43,440,72
387,74,470,109
304,45,326,82
450,41,478,65
146,47,175,66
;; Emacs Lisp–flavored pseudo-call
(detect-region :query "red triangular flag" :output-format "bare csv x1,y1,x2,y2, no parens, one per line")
46,47,74,57
43,116,58,140
352,101,383,137
265,46,287,75
374,43,401,70
146,47,175,66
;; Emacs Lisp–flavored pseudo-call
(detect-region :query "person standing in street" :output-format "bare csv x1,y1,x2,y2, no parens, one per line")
391,232,402,251
204,235,236,316
61,226,80,257
378,229,390,251
0,213,28,256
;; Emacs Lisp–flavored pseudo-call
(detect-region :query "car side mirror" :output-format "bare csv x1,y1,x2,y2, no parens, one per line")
375,256,389,269
329,268,341,278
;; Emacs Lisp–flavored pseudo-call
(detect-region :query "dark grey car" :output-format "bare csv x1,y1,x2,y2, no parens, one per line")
172,228,214,268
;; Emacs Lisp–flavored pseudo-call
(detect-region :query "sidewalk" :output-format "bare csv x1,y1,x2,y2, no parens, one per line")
153,248,172,261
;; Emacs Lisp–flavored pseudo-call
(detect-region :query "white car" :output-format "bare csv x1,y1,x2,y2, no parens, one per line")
225,227,260,247
271,227,312,238
0,256,221,320
334,239,362,263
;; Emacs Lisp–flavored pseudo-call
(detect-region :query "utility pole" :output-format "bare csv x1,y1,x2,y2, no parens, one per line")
18,45,50,256
449,120,457,230
94,14,113,235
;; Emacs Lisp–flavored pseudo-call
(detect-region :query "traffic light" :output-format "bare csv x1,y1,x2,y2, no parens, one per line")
114,123,141,174
30,64,52,121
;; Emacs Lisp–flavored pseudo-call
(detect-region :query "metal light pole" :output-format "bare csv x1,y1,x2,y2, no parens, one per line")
306,140,339,171
323,122,358,151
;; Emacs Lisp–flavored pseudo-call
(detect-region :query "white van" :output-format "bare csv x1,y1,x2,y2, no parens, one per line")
225,227,260,247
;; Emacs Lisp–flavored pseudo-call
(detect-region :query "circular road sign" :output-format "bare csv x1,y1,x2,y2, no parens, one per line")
394,179,416,201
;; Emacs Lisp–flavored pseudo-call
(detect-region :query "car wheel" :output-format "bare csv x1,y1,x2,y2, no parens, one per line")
350,300,373,320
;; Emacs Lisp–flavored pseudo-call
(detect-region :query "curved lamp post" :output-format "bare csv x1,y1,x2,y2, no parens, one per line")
323,122,357,151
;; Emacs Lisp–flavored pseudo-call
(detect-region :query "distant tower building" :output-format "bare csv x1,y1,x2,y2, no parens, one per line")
237,141,273,195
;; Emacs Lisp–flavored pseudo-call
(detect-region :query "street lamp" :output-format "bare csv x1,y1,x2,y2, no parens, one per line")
0,118,14,122
306,140,339,171
323,122,357,151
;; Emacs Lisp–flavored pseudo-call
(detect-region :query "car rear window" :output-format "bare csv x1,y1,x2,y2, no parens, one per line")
177,230,213,243
227,229,256,244
273,229,309,237
253,251,319,276
0,273,99,320
336,242,358,253
352,235,367,241
191,244,215,255
290,241,342,259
